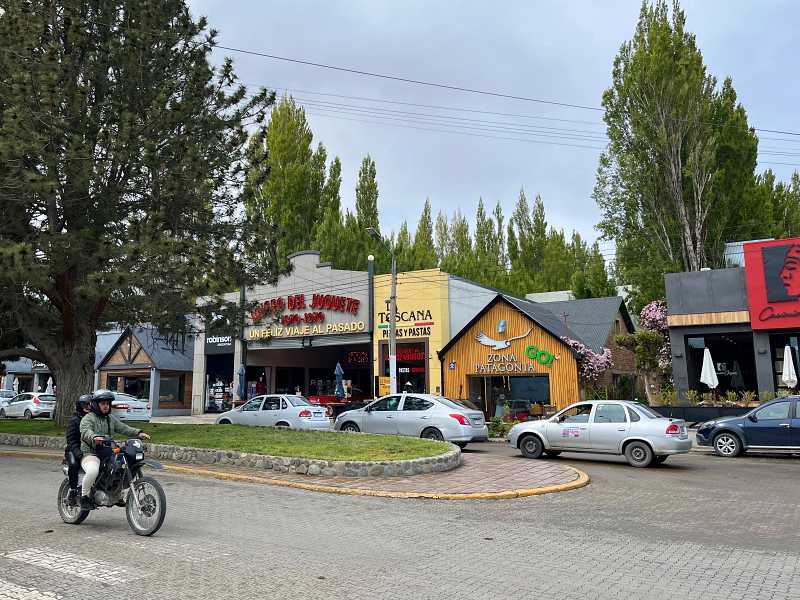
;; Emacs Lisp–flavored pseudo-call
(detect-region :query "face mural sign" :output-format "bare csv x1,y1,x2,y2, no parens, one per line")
744,239,800,329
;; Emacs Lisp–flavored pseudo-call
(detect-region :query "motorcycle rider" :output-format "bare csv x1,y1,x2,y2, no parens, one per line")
64,394,92,506
78,390,150,510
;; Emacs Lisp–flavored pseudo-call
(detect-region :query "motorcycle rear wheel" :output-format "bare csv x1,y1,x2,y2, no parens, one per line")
57,478,90,525
125,475,167,536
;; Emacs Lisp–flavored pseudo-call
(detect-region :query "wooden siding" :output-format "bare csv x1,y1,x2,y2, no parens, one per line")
441,300,580,410
667,310,750,327
102,332,154,368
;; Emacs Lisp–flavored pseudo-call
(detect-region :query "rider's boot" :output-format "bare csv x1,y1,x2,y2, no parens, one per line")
66,488,78,506
79,495,94,510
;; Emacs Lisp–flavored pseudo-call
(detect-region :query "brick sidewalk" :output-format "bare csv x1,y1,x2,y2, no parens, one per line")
1,445,584,498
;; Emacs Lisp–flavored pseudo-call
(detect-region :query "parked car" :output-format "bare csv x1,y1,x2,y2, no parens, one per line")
696,396,800,457
507,400,691,467
215,394,332,430
100,391,152,422
0,389,15,411
0,392,57,419
333,393,489,448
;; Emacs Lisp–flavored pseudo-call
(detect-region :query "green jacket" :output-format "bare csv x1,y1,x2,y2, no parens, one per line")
79,411,142,455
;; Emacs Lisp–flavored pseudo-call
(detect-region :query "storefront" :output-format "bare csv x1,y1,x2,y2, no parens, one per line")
96,326,194,416
439,294,581,417
667,237,800,400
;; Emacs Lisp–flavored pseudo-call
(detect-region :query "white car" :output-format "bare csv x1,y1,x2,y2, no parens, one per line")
97,391,151,421
334,393,489,448
215,395,332,431
507,400,691,467
0,389,15,411
0,392,56,419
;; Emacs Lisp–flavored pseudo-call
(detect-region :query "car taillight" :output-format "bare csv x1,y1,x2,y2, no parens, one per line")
449,413,469,426
665,423,681,436
298,409,312,418
115,403,129,410
32,397,40,405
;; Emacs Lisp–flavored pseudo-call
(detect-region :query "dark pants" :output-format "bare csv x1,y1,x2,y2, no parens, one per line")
64,449,81,489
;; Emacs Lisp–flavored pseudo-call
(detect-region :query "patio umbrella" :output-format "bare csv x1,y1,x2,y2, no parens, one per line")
12,377,18,393
45,377,54,395
334,362,345,400
236,365,246,402
699,348,719,390
782,345,797,388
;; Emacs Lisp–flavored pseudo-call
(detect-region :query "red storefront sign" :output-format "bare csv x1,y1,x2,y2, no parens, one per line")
251,293,361,323
744,238,800,329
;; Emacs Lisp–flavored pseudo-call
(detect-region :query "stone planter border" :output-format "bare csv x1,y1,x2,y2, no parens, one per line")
0,433,462,478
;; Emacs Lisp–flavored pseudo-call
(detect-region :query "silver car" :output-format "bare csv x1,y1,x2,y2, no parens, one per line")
0,389,15,411
507,400,691,467
0,392,57,419
215,394,332,431
105,391,152,422
334,393,489,448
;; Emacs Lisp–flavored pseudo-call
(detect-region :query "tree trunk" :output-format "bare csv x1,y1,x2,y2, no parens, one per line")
51,348,95,428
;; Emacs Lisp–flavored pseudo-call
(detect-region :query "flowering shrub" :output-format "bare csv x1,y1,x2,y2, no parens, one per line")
563,338,613,384
639,300,668,333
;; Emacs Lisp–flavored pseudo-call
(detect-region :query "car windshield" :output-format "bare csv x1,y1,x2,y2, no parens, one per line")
632,403,662,419
288,395,311,407
437,397,480,411
38,395,56,402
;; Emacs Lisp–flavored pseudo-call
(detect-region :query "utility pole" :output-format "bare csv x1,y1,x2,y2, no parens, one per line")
367,226,398,395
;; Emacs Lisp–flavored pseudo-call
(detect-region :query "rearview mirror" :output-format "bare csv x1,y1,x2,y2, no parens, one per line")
747,413,757,423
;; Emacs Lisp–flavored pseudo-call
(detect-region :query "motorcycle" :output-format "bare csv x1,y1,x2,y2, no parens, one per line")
57,436,167,536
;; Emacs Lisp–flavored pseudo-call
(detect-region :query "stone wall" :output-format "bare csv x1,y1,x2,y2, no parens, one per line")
0,433,461,478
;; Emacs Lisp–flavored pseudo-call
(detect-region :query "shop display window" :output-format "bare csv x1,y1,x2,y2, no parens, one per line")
769,333,800,393
685,334,757,394
382,342,427,393
159,376,183,405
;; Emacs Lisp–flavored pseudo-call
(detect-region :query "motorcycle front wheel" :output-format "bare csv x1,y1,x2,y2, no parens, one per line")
57,478,90,525
125,475,167,536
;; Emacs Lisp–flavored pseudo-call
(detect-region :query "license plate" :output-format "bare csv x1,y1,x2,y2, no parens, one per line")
312,411,323,417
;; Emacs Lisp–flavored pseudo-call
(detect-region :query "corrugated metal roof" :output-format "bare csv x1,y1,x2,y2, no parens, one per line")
535,296,629,352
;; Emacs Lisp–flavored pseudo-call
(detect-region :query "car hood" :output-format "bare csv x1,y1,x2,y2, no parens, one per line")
703,415,744,427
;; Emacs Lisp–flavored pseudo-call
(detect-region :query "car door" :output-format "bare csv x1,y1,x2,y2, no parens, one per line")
257,396,282,427
396,395,435,436
589,403,630,453
363,396,401,434
792,400,800,448
743,400,792,447
545,403,594,450
234,396,262,426
7,394,26,417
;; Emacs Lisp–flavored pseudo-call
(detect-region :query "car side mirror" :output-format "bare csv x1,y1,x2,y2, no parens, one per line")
364,405,372,413
747,413,757,423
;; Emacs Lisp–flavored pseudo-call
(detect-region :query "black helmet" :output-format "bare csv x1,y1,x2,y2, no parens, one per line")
75,394,92,414
90,389,115,415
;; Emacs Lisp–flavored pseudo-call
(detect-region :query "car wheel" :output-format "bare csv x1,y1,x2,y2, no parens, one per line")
544,450,562,457
420,427,444,441
652,455,668,465
24,410,33,420
713,432,742,458
340,422,360,433
624,441,654,467
218,419,232,425
519,434,544,459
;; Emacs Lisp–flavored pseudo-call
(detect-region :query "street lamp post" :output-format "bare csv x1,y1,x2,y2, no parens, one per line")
367,227,398,394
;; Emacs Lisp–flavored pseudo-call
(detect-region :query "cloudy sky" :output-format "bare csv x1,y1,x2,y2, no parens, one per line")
189,0,800,255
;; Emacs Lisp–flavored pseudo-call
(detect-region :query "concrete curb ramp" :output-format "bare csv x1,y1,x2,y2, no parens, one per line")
0,448,590,501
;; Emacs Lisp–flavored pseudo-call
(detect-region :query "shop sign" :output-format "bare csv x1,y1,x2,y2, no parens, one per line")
248,320,367,341
377,302,434,339
744,238,800,329
474,345,558,374
205,334,234,355
251,293,361,324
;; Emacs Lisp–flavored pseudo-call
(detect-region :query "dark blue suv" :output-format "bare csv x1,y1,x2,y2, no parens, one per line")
696,396,800,457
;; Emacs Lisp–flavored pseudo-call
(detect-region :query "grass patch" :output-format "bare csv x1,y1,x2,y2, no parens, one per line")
0,420,449,462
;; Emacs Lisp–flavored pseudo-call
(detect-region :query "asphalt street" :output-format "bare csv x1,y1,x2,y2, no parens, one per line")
1,447,799,600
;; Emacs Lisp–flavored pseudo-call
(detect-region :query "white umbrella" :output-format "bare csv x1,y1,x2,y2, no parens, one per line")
700,347,719,389
45,377,54,395
12,377,18,393
782,345,797,388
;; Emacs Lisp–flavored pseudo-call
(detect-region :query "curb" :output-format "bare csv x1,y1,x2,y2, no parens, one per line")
0,449,590,501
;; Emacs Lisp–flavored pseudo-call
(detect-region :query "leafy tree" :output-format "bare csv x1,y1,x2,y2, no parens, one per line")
0,0,275,423
393,222,414,272
412,199,437,270
434,211,450,265
572,243,617,299
440,210,474,278
355,155,379,229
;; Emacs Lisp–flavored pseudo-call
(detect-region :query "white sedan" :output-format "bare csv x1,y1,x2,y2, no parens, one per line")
101,391,151,421
215,395,332,430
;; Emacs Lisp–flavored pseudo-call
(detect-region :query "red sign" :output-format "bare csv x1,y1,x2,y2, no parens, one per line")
251,293,361,322
397,346,425,362
744,238,800,329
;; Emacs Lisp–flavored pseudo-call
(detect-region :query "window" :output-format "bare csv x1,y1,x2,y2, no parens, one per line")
403,397,433,411
262,397,281,411
593,404,627,424
158,376,181,405
438,397,481,411
287,396,311,407
755,401,790,421
633,404,662,419
559,404,593,423
281,399,287,410
626,407,641,422
107,375,119,392
242,398,262,411
370,396,401,411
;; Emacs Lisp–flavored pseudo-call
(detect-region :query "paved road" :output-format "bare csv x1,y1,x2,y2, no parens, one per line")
0,448,798,600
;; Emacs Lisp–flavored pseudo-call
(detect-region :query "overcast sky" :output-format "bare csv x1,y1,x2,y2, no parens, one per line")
189,0,800,254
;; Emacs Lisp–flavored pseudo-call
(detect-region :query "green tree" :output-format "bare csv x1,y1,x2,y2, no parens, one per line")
595,0,761,309
244,96,327,267
434,211,450,265
572,243,617,299
412,199,437,270
355,155,379,229
394,222,414,272
0,0,276,424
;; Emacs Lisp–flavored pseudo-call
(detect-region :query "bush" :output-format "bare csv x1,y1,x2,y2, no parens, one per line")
488,417,518,438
